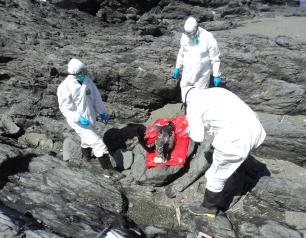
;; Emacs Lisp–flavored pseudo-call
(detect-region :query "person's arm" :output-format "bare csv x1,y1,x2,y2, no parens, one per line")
172,35,185,79
186,104,205,142
175,35,185,70
57,83,79,122
93,83,109,124
92,82,105,115
207,34,221,77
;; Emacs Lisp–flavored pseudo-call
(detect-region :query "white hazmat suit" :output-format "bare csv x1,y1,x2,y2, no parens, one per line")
175,17,221,100
57,59,108,158
186,87,266,193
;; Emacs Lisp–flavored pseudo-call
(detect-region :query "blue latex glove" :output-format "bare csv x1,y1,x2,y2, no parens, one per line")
171,68,180,79
213,76,221,87
100,113,109,125
78,116,90,126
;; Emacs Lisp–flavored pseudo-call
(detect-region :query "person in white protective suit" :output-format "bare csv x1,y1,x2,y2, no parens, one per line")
185,87,266,218
57,58,113,169
171,16,221,100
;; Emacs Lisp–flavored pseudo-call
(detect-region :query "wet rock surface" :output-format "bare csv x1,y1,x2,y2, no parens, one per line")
1,0,306,237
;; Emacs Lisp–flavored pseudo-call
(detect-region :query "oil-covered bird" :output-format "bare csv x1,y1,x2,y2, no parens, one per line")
152,121,176,163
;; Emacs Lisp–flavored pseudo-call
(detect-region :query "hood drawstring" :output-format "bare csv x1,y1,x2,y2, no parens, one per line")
181,87,195,115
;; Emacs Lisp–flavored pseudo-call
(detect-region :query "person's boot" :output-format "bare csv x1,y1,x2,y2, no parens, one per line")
98,154,126,180
81,147,92,161
188,189,222,218
98,154,113,170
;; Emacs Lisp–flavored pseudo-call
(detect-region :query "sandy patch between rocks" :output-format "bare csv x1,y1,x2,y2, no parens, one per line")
228,16,306,42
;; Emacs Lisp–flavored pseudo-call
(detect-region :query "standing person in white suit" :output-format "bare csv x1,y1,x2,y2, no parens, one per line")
57,58,112,169
185,87,266,218
172,16,222,100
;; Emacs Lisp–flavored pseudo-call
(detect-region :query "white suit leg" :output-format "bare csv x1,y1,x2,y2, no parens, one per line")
75,125,108,157
205,148,246,192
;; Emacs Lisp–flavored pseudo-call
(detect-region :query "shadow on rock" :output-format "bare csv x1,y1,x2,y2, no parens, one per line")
219,155,271,211
103,123,147,155
0,153,36,190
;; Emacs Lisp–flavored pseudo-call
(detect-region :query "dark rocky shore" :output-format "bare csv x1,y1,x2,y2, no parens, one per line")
1,0,306,237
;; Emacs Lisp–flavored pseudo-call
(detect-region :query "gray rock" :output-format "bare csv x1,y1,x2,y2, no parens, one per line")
251,176,306,212
62,136,81,161
23,230,63,238
165,140,209,198
0,113,20,136
0,213,18,237
18,132,54,149
180,204,236,238
0,136,23,164
1,0,306,237
256,113,306,167
0,204,63,238
226,167,306,238
285,211,306,230
0,155,133,238
237,220,302,238
113,149,134,170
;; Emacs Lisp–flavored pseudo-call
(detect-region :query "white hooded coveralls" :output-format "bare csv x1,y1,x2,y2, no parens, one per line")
57,60,108,157
176,27,221,100
186,87,266,192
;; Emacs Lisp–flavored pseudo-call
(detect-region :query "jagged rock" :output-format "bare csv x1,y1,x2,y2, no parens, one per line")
251,176,306,212
180,204,237,238
219,33,306,115
1,0,306,237
0,155,136,237
165,140,210,198
18,132,54,149
256,113,306,167
236,220,302,238
0,136,23,165
0,204,63,238
225,157,306,238
0,113,20,136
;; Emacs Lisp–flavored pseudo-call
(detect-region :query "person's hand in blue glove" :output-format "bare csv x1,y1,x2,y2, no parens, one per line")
213,76,221,87
100,113,109,125
78,116,90,126
171,68,180,79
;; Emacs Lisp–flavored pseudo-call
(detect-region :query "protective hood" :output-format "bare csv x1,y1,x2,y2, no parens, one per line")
184,17,198,35
68,58,85,75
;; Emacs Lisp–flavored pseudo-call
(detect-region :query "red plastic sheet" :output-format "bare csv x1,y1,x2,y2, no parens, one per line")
144,115,189,168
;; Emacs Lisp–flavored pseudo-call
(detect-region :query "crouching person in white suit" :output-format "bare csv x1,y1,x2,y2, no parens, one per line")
57,58,112,169
185,87,266,218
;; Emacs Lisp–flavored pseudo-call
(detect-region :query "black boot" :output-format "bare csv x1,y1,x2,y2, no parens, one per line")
188,189,222,218
81,147,92,161
97,155,126,180
98,154,113,170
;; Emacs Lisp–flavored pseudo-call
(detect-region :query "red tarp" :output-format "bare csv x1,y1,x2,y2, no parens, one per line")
144,115,189,168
